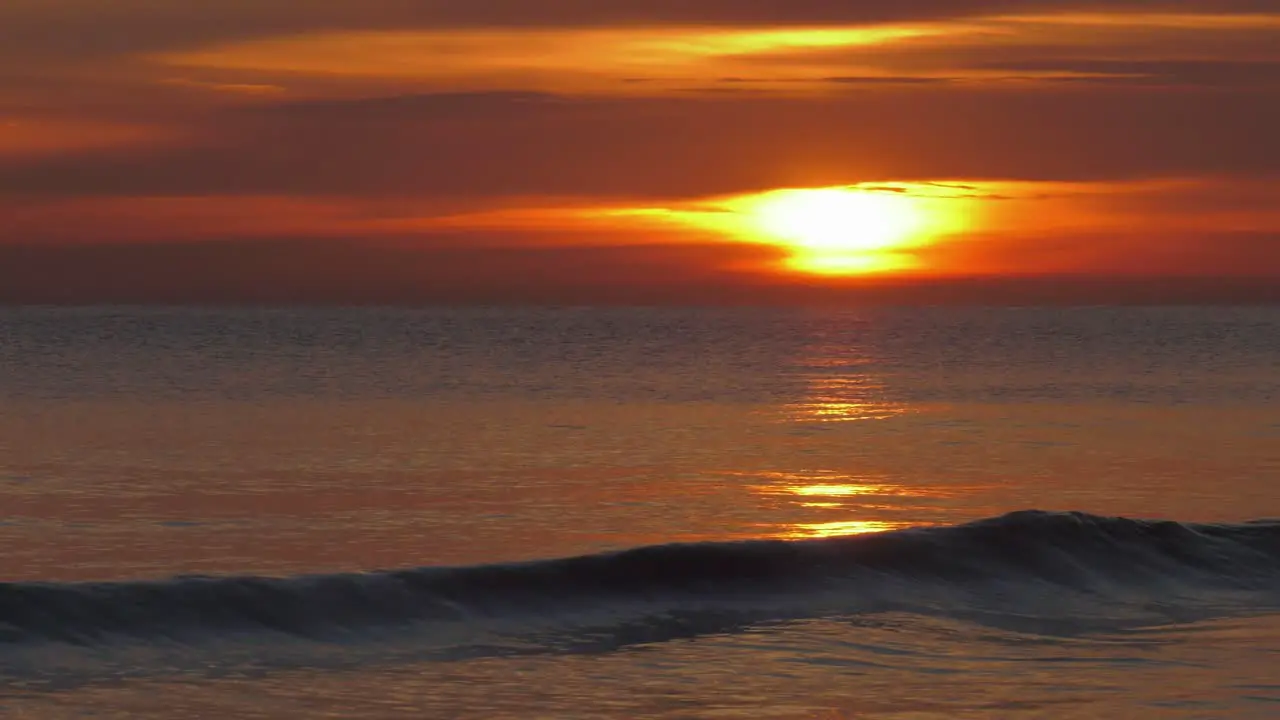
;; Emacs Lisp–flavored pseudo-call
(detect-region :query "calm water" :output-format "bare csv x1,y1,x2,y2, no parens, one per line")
1,306,1278,718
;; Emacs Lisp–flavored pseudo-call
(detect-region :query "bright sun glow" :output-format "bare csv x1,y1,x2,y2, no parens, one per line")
751,189,921,251
600,182,977,276
730,187,938,275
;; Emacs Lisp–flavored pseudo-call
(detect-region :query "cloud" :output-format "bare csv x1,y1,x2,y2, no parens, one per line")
1,0,1278,302
1,86,1276,201
0,238,785,305
924,229,1280,277
0,2,1078,63
980,59,1280,87
0,117,183,157
160,78,287,95
136,14,1280,99
259,91,568,119
821,76,955,84
3,236,1276,305
5,1,1280,66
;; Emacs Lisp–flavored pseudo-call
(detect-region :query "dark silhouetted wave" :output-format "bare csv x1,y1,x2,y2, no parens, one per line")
2,511,1279,652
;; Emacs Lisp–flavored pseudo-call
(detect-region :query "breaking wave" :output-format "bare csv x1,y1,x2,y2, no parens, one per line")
2,511,1279,656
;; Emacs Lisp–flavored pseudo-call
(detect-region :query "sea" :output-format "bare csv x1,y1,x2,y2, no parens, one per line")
0,305,1278,718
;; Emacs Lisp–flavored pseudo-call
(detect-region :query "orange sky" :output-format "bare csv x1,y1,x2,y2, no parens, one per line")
1,1,1278,303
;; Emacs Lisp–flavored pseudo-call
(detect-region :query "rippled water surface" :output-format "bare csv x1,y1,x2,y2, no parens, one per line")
1,306,1278,718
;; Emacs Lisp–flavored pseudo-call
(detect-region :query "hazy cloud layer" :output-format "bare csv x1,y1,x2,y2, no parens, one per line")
2,88,1276,200
981,59,1280,86
4,238,1277,306
11,1,1277,60
1,0,1278,299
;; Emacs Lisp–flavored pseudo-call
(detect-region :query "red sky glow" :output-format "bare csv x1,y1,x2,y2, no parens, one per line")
2,1,1278,303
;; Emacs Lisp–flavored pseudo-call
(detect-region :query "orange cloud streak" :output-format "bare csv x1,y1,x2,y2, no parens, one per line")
7,178,1278,281
0,117,181,157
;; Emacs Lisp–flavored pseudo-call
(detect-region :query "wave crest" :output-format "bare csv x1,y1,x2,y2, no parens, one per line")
2,511,1278,649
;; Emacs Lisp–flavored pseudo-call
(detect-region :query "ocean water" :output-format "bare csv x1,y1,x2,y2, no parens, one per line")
0,305,1278,718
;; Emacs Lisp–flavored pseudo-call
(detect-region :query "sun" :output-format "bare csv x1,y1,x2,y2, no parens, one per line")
751,188,921,251
741,187,927,274
609,182,972,276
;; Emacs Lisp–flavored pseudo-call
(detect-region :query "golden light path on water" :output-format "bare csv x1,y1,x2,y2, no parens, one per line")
785,338,905,422
733,328,922,538
790,520,908,538
750,471,939,539
787,375,906,423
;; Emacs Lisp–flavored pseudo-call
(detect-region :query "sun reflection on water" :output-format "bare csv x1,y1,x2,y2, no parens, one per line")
783,520,907,538
782,482,920,497
749,470,941,538
785,341,904,423
796,398,902,422
753,329,935,538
